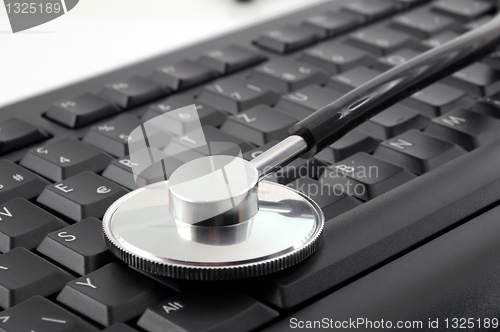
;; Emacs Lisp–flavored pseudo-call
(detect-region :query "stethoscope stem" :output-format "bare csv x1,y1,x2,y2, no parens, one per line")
250,135,308,181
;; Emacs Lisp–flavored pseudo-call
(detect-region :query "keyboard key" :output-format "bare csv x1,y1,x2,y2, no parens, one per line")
432,0,493,22
138,293,278,332
471,100,500,119
0,296,99,332
37,171,128,222
442,62,500,96
425,108,500,151
221,105,297,146
421,30,459,48
251,91,500,313
103,323,139,332
346,25,415,55
0,118,48,156
373,48,421,71
267,158,326,185
198,77,280,114
0,160,50,203
464,14,493,30
45,93,119,129
100,76,167,109
164,126,254,160
0,198,67,253
401,82,473,117
288,177,363,220
357,104,429,140
315,130,380,163
0,247,73,308
394,0,428,8
276,85,343,119
374,129,466,175
198,45,266,74
321,153,416,201
102,153,180,190
298,41,375,74
301,12,362,38
57,263,168,327
391,9,457,38
341,0,399,22
327,67,382,93
149,60,216,91
250,59,329,93
37,217,114,275
20,137,113,182
142,96,227,132
83,114,171,157
254,25,319,54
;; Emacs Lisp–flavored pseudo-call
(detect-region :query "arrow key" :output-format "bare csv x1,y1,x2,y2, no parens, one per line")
37,171,128,222
0,296,98,331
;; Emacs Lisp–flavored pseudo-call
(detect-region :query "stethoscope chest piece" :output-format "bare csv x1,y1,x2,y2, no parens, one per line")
102,176,324,281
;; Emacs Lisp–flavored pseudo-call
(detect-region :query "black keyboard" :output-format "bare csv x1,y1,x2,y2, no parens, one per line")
1,0,500,330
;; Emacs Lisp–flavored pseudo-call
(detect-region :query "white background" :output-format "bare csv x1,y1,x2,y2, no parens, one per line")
0,0,326,107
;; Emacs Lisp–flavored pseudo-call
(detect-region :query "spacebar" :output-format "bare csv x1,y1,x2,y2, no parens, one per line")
251,139,500,310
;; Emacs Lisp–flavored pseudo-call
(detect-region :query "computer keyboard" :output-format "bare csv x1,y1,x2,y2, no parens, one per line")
0,0,500,330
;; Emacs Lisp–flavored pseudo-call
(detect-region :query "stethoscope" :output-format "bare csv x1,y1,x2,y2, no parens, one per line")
103,9,500,281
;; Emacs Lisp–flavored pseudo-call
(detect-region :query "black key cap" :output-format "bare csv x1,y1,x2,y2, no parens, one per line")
346,25,415,55
198,77,280,114
83,114,171,157
401,82,473,117
37,217,114,275
267,158,326,185
142,96,227,134
341,0,399,22
442,62,500,96
20,137,113,182
149,60,216,91
138,293,278,332
45,93,119,129
103,323,139,332
221,105,297,146
327,67,382,93
100,76,167,109
0,198,67,252
0,160,50,203
374,129,466,175
373,48,421,71
301,12,362,38
471,100,500,119
298,41,375,74
0,118,48,156
57,263,168,327
276,85,343,119
37,171,128,222
395,0,428,8
432,0,493,22
254,25,319,54
357,104,429,140
198,45,266,74
315,130,380,163
250,59,329,93
253,140,500,310
288,177,362,220
464,14,493,30
425,108,500,151
321,153,416,201
0,296,99,332
164,126,254,159
0,248,73,308
391,9,457,38
266,205,500,328
421,30,459,48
